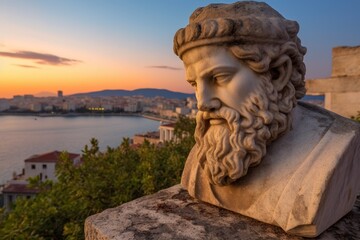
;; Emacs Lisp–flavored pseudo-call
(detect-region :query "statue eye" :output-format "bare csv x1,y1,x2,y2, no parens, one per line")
188,80,197,87
213,74,230,85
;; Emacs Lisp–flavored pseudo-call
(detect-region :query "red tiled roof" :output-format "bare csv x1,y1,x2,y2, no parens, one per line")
2,183,40,194
24,151,80,163
160,123,176,128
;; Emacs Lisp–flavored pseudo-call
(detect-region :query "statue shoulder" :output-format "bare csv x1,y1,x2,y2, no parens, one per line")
181,146,198,189
297,101,360,133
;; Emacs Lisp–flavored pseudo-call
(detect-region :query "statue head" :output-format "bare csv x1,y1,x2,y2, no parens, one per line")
173,1,307,186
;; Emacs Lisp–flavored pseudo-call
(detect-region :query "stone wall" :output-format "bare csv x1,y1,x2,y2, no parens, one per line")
306,46,360,118
332,46,360,77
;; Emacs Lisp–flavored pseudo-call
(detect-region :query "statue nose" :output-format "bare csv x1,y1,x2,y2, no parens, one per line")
198,98,221,111
196,80,222,111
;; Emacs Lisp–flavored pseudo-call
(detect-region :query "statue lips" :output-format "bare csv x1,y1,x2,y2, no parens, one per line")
209,118,226,125
202,111,227,126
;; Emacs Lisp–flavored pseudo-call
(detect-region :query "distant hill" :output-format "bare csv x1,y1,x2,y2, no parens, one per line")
71,88,195,99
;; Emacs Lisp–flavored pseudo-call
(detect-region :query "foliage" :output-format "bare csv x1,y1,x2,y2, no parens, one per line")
174,115,196,140
0,116,195,239
351,111,360,123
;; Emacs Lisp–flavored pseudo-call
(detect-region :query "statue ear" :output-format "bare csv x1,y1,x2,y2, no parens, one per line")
269,57,292,92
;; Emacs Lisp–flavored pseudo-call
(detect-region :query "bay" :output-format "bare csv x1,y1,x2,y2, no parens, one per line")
0,115,160,185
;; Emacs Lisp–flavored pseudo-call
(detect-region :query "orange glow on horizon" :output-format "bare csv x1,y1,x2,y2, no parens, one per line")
0,33,193,99
0,56,193,98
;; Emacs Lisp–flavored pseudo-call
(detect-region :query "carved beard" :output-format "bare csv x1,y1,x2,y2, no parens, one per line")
195,80,290,186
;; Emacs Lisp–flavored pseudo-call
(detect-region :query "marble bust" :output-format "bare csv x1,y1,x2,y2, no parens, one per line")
173,1,360,237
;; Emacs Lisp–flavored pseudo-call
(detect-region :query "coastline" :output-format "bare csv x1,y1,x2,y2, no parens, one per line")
0,112,142,118
141,114,176,123
0,112,176,123
0,114,163,185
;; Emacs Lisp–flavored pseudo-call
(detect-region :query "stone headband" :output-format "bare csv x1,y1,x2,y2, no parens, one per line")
173,2,300,58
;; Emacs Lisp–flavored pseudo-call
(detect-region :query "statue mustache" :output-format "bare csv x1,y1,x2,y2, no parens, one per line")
196,106,241,134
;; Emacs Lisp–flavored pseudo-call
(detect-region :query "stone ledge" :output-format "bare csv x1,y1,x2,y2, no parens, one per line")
305,76,360,93
85,185,360,240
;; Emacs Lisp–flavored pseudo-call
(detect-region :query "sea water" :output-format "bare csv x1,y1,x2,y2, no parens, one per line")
0,115,160,184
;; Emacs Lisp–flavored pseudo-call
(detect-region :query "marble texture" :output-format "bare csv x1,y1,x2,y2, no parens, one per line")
85,185,360,240
173,1,360,237
84,2,360,238
182,102,360,237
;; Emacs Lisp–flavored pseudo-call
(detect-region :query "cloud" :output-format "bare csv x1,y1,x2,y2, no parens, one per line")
0,50,81,66
146,65,182,71
13,64,39,69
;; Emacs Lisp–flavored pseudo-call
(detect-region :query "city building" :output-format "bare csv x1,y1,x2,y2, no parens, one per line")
30,103,42,112
160,109,178,119
1,151,81,211
58,90,63,98
13,95,24,101
102,104,113,111
3,89,197,120
24,94,34,100
175,107,191,115
159,123,176,142
133,131,160,145
0,99,10,111
62,101,76,111
190,109,198,118
24,151,81,182
186,97,197,109
2,180,40,211
124,101,142,112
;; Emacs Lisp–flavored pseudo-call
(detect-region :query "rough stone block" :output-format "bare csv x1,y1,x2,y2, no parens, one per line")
85,185,360,240
332,46,360,77
324,92,360,117
306,76,360,93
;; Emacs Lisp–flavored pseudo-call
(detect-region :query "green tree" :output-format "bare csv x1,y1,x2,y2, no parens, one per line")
174,115,196,140
0,116,196,239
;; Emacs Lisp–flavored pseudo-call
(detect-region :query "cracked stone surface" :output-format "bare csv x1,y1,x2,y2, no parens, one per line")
85,185,360,240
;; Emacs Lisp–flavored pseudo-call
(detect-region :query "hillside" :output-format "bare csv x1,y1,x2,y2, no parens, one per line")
71,88,194,99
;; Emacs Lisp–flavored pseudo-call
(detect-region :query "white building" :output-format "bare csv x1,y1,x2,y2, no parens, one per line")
175,107,191,115
0,99,10,111
30,103,42,112
13,95,24,101
62,101,76,111
124,101,142,112
160,109,178,119
24,151,81,182
102,104,113,111
2,180,39,211
190,109,198,118
186,97,197,109
159,123,176,142
1,151,81,211
43,105,54,112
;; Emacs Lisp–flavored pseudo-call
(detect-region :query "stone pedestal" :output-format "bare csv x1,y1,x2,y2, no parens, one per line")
85,185,360,240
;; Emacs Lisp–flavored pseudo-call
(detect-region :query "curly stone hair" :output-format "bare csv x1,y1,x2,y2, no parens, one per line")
173,1,307,105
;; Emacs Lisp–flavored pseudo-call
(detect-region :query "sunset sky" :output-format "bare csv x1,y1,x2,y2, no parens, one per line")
1,0,359,98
